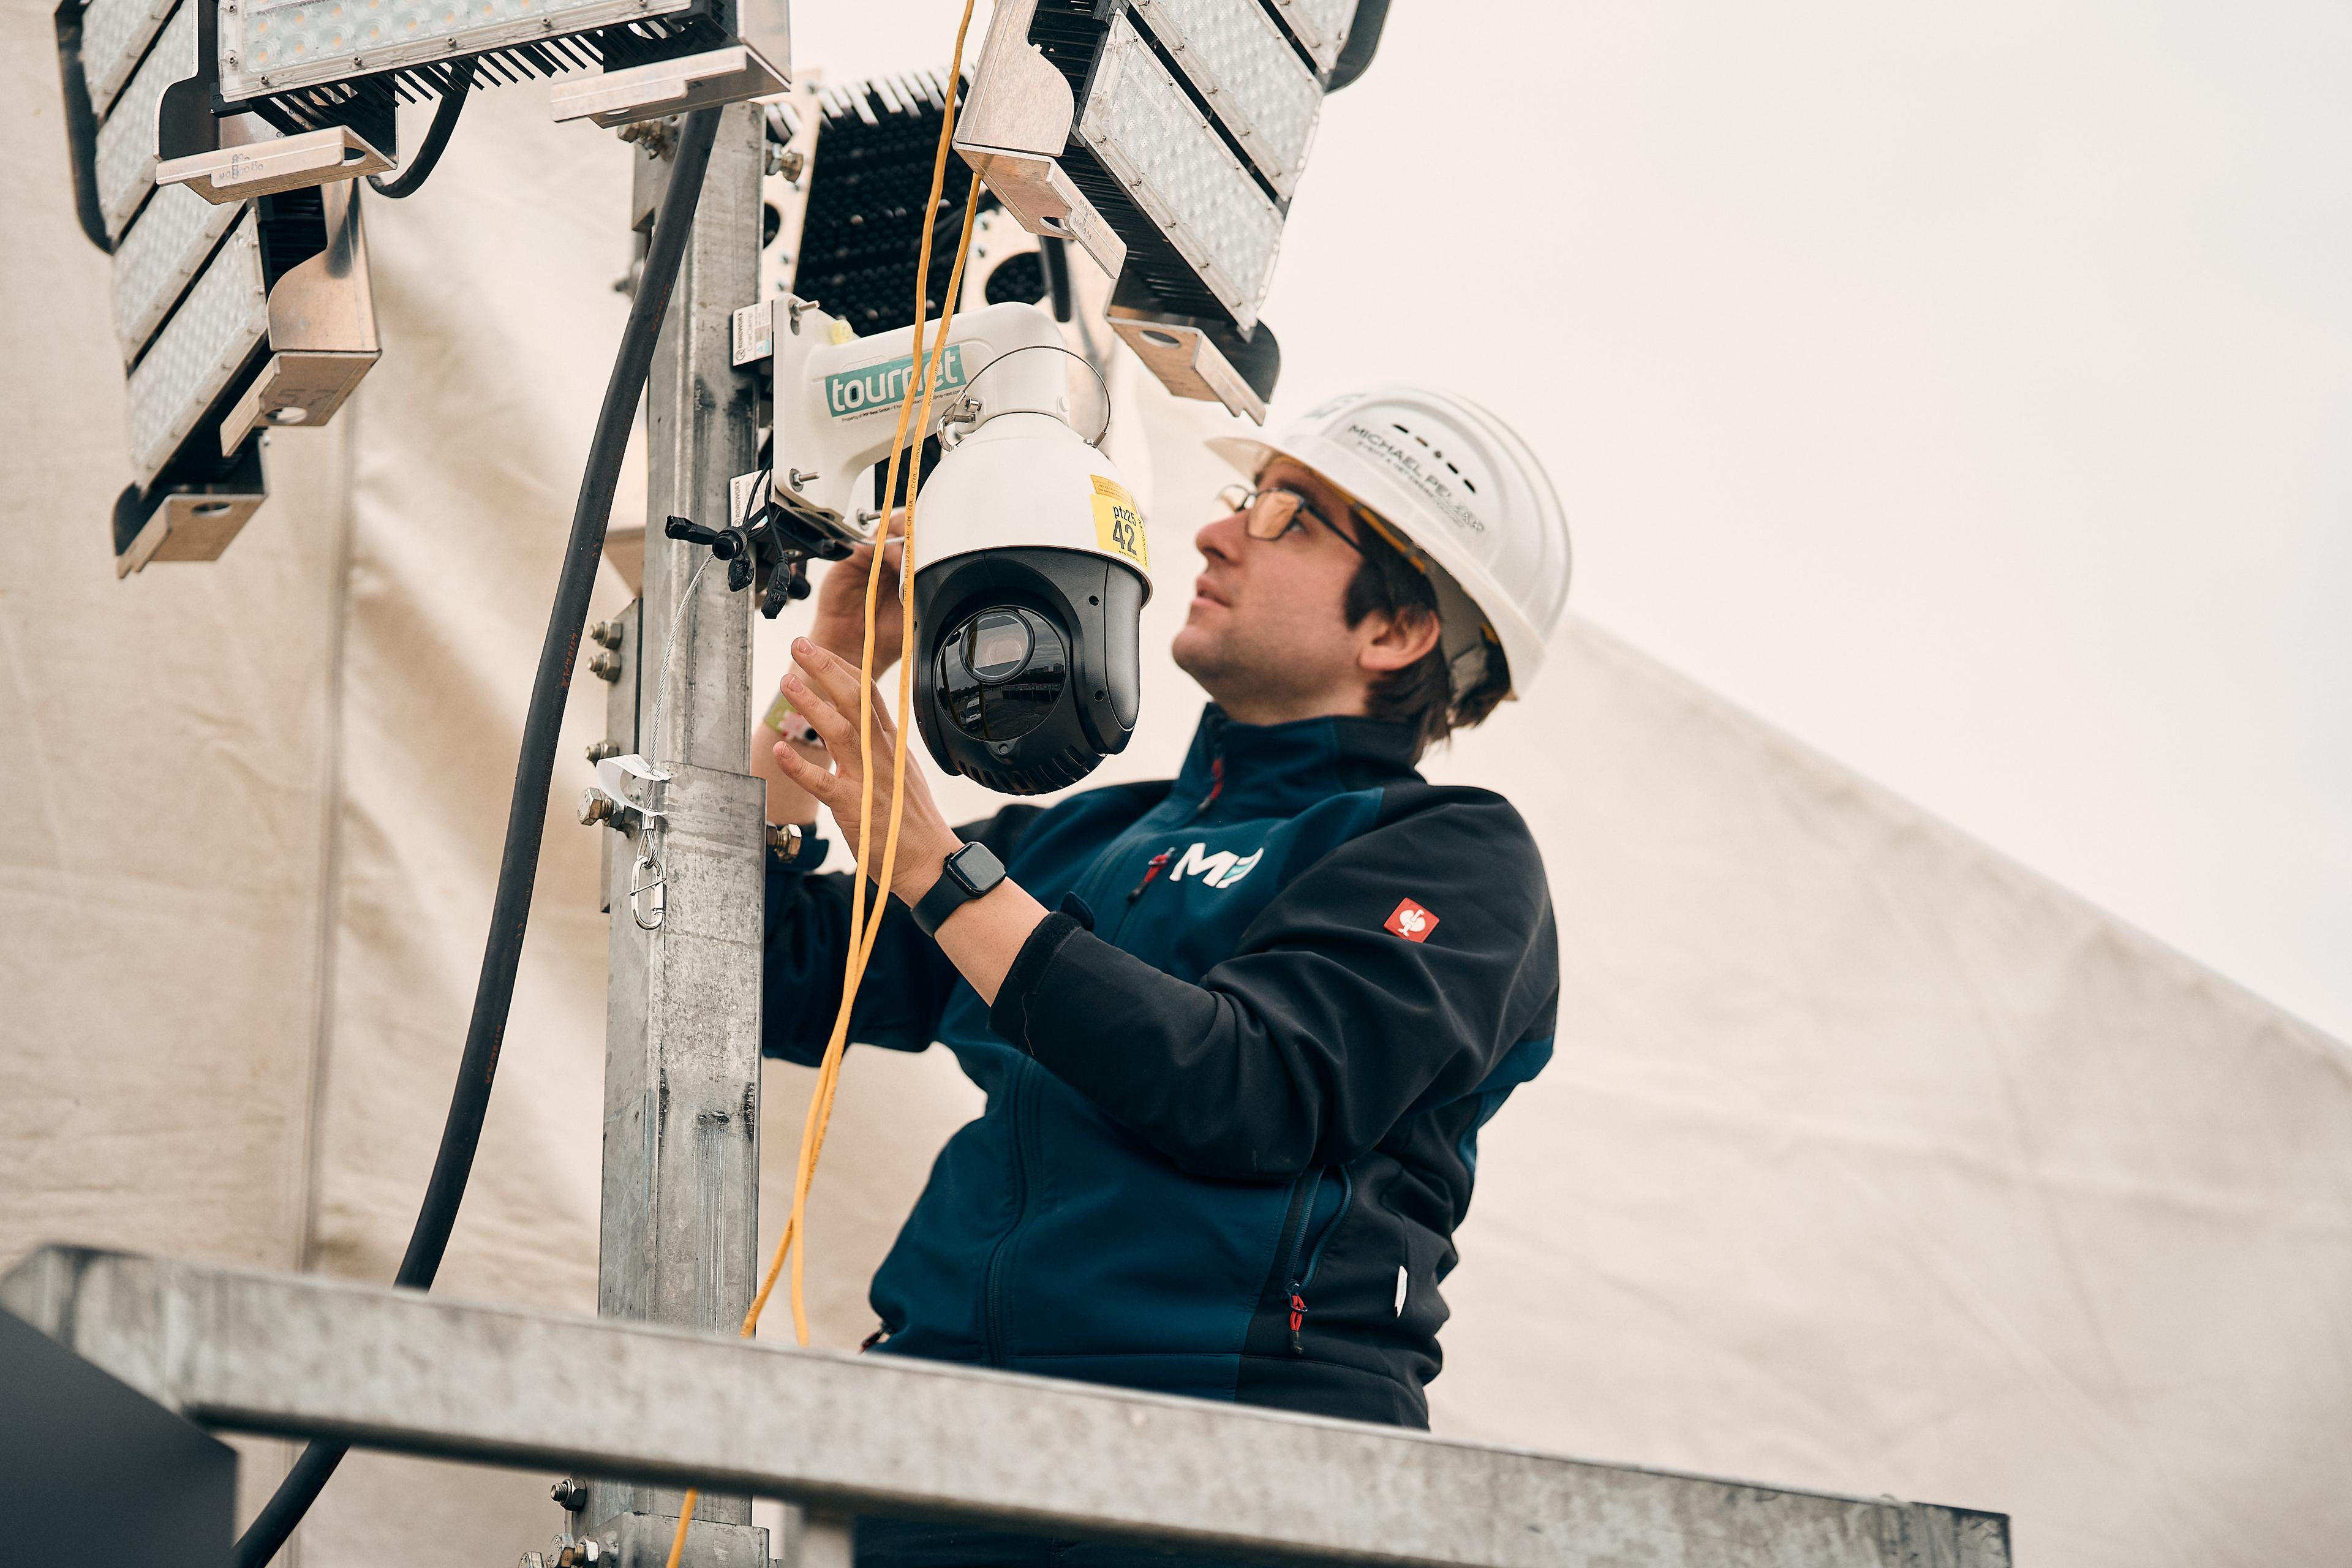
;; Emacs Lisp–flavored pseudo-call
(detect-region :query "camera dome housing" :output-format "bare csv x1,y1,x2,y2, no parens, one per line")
910,405,1150,794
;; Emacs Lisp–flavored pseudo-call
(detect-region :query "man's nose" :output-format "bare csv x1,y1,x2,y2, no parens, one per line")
1197,505,1248,564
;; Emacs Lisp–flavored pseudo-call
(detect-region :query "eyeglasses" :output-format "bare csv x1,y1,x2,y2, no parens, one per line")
1215,482,1433,578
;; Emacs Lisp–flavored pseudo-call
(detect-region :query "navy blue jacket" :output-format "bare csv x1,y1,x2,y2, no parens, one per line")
762,707,1558,1428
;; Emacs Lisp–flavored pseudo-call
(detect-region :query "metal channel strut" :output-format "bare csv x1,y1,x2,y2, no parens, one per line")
588,100,770,1560
2,1248,2011,1568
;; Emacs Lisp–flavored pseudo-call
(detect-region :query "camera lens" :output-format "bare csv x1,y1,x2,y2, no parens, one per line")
966,610,1033,683
938,606,1068,742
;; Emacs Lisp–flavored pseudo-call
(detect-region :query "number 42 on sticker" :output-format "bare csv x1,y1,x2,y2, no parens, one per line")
1090,476,1148,570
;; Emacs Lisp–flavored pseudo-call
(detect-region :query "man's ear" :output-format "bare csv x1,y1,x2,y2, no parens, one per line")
1357,603,1443,674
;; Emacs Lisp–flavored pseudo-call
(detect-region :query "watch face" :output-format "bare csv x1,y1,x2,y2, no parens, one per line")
948,842,1007,897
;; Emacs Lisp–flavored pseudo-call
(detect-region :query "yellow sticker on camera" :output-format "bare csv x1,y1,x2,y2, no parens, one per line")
1090,476,1147,571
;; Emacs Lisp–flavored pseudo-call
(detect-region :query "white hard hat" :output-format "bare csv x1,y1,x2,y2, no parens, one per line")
1207,386,1570,699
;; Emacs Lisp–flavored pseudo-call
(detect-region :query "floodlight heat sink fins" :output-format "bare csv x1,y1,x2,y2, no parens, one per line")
772,70,980,338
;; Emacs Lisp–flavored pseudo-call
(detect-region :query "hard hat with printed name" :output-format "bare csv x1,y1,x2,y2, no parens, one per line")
1207,386,1570,699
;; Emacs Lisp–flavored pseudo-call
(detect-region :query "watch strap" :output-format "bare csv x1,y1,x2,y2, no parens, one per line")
911,842,1005,937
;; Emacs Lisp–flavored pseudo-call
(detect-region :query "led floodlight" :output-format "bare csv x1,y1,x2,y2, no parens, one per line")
954,0,1386,421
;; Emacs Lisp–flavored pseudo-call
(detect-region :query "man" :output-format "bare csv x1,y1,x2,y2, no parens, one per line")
757,387,1570,1563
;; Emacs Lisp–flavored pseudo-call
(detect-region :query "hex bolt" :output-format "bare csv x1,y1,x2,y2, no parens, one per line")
551,1477,587,1510
777,148,806,182
788,469,818,489
586,740,621,764
589,620,624,649
588,649,623,682
579,790,616,827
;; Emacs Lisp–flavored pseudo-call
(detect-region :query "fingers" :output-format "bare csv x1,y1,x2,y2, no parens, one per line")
772,739,853,814
791,638,897,740
785,665,864,767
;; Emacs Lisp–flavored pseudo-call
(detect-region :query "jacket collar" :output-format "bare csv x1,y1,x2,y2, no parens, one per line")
1171,705,1421,817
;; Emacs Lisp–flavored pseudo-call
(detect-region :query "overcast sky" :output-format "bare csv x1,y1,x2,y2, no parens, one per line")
797,2,2352,1043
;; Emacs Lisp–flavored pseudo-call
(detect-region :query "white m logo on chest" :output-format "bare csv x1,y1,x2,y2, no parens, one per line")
1166,841,1264,890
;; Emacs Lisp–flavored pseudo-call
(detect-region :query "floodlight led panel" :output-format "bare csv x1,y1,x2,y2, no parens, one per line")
1265,0,1352,74
217,0,696,101
81,0,183,118
94,0,197,241
1078,15,1283,330
111,183,246,364
126,213,271,487
1129,0,1321,198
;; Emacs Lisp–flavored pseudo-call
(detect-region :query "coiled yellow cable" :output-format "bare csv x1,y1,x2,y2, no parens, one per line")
663,7,979,1562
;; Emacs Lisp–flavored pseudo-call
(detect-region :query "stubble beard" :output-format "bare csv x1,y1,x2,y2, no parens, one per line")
1172,617,1324,718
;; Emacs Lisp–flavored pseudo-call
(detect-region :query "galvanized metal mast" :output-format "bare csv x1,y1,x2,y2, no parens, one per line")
581,102,774,1566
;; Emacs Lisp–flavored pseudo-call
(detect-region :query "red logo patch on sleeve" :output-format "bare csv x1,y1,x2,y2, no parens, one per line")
1384,897,1439,943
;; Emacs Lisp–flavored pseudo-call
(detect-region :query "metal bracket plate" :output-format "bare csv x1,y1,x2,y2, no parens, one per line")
551,46,791,130
155,127,393,205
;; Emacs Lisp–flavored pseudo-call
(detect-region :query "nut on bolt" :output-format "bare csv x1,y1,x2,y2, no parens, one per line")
586,739,621,763
551,1477,588,1510
589,619,624,649
587,649,623,682
579,788,617,827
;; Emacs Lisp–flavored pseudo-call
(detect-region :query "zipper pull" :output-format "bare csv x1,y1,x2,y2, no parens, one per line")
1191,755,1225,820
1126,848,1173,903
1287,1283,1308,1354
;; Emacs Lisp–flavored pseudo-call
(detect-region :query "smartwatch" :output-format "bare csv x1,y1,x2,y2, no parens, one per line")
910,842,1007,936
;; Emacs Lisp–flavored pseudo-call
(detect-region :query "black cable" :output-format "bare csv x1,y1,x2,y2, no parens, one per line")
368,65,475,198
1039,235,1072,323
229,104,727,1568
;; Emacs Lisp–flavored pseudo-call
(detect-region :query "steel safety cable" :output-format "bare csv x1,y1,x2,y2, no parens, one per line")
660,12,978,1564
232,104,726,1568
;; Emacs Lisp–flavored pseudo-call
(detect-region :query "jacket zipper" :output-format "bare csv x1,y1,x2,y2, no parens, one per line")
1192,755,1226,820
1112,846,1174,944
980,1066,1036,1369
1282,1165,1354,1355
1268,1167,1322,1356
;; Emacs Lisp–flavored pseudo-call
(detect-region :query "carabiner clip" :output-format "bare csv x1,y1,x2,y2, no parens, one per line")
629,848,667,932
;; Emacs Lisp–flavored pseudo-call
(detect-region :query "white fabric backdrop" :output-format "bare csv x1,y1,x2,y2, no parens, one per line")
4,29,2348,1568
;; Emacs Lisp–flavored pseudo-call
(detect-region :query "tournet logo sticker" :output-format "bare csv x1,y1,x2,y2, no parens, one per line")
826,344,968,418
1384,897,1439,942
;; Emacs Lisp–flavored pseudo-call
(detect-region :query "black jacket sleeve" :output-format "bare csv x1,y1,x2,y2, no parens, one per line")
987,789,1558,1180
763,806,1046,1065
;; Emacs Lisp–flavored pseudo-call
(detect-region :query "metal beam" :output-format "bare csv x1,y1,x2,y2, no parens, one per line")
2,1249,2011,1568
590,100,770,1551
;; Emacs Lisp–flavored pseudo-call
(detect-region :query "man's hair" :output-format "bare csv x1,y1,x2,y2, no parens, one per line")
1341,515,1511,758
